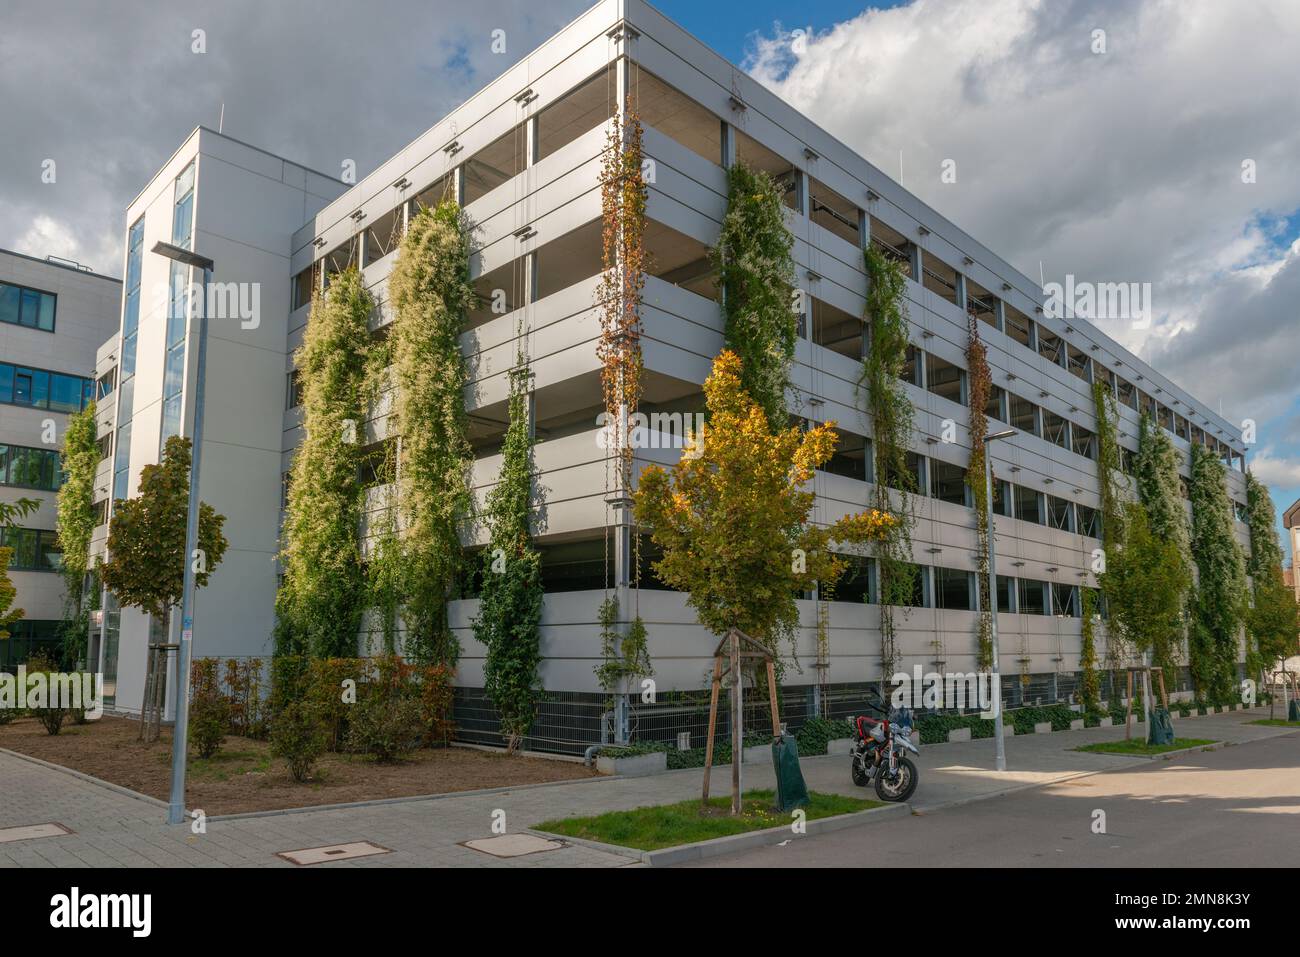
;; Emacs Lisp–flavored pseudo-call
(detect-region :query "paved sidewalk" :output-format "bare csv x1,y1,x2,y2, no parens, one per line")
0,706,1288,868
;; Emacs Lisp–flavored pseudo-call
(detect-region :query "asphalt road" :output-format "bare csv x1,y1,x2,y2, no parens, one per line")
679,731,1300,867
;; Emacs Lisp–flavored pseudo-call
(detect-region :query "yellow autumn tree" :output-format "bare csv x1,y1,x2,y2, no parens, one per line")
635,350,894,653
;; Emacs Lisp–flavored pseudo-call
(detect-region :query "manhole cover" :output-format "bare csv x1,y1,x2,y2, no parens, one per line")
462,834,566,858
0,822,73,844
276,841,390,865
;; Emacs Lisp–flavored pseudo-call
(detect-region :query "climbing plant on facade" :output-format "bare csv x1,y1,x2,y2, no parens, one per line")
1091,380,1131,675
597,94,648,487
276,266,374,658
388,200,477,666
1187,442,1248,702
1078,587,1101,713
475,360,544,753
860,243,917,680
711,161,797,431
55,401,99,666
595,95,655,690
964,313,994,668
1131,413,1191,678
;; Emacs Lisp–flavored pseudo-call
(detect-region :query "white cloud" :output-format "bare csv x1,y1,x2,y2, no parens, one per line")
1249,449,1300,490
743,0,1300,424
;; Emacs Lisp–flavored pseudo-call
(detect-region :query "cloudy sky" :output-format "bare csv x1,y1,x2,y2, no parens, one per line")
3,0,1297,553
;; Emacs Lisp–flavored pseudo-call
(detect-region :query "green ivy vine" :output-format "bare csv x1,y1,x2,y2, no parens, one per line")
55,400,99,666
711,161,797,430
1091,380,1130,673
276,266,375,658
1078,587,1101,712
386,200,477,667
594,594,653,702
1188,442,1247,701
964,313,994,668
475,358,544,753
860,242,917,680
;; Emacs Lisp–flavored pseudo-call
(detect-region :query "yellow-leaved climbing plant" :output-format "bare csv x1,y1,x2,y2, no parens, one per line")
387,200,477,667
635,350,895,655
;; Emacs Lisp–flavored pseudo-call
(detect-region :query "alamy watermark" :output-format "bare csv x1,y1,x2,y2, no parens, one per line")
595,408,705,458
1042,273,1152,329
0,667,103,719
889,666,999,717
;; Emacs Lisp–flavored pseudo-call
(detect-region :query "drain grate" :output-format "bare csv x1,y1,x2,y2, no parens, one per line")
0,822,74,844
276,841,391,865
462,833,566,858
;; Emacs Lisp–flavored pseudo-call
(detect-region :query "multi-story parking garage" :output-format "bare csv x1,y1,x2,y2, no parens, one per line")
92,0,1251,750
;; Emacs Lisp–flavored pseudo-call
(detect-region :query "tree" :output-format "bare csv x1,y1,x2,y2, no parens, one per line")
275,266,374,658
56,401,100,666
0,547,22,641
1101,504,1186,677
710,163,797,430
474,362,544,754
1244,472,1293,677
1187,442,1248,702
1130,414,1191,678
1247,569,1299,673
101,436,228,625
634,350,895,654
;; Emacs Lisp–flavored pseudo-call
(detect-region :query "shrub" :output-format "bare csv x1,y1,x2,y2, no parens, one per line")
188,659,229,759
223,657,265,738
26,652,66,736
417,664,455,747
307,657,364,751
345,655,422,761
795,716,855,755
271,700,327,782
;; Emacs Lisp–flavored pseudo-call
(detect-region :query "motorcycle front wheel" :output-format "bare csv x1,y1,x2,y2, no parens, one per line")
874,756,918,802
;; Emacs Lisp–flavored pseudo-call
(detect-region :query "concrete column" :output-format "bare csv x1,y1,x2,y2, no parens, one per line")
452,166,465,206
955,272,968,317
721,120,736,169
909,242,922,284
994,298,1006,334
795,169,809,217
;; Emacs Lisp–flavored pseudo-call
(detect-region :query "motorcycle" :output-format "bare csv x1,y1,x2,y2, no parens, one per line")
849,687,920,802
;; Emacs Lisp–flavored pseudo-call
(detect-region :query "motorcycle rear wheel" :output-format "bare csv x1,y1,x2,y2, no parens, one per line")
874,756,918,802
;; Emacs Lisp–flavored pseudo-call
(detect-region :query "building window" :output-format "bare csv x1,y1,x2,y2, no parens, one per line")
1009,393,1038,437
1013,485,1042,524
161,162,196,449
925,353,965,404
820,426,867,481
0,280,56,332
112,421,132,500
929,459,969,506
1076,504,1099,538
934,567,973,610
1051,583,1079,617
1042,410,1070,449
1071,424,1096,460
0,444,62,491
121,216,144,382
0,527,62,572
0,361,94,413
1017,578,1048,615
1046,494,1074,532
996,574,1015,613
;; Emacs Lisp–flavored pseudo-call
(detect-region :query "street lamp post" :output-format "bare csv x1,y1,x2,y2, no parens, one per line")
151,241,214,826
983,428,1017,772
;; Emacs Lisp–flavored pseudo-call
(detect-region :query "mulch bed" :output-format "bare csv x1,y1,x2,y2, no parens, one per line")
0,715,598,816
